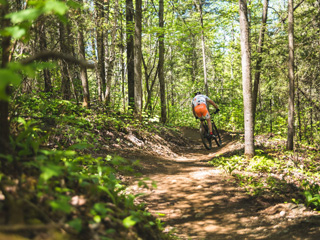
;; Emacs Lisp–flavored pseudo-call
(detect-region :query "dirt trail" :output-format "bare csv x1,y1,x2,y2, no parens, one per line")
127,128,320,240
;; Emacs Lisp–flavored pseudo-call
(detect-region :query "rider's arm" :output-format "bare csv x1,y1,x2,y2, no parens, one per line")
208,99,219,110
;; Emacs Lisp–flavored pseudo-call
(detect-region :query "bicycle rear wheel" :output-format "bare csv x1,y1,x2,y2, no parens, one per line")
200,121,212,150
212,121,222,147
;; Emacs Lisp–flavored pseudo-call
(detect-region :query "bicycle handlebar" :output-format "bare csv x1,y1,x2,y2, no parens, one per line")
210,109,220,115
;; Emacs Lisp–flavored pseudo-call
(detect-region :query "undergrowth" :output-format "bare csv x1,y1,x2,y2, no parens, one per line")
209,144,320,211
0,95,178,239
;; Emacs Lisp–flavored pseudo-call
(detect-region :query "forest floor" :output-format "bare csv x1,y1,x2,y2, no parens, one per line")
118,128,320,240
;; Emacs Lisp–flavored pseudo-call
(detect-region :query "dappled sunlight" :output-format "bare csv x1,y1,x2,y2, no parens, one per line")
127,129,320,239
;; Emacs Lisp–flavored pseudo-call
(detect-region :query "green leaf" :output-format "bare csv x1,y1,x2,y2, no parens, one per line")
67,0,81,9
50,197,72,213
40,164,62,181
98,186,116,204
68,143,90,150
44,0,68,15
93,215,101,223
68,218,82,233
93,203,108,215
0,69,21,101
6,8,42,24
123,215,137,228
3,26,26,39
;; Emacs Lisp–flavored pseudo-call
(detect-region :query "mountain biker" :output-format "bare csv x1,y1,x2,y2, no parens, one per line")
192,92,220,138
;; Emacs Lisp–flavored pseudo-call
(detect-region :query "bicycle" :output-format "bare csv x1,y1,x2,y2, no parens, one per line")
199,111,222,150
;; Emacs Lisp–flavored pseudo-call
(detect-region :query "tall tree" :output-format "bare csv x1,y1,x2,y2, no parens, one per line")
194,0,208,95
0,0,11,155
126,0,135,109
59,21,71,100
134,0,143,115
77,0,90,108
252,0,268,121
287,0,295,150
105,0,119,105
239,0,254,158
95,0,106,102
38,17,52,93
159,0,167,123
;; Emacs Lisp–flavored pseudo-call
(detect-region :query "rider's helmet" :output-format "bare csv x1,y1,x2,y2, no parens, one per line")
194,91,201,97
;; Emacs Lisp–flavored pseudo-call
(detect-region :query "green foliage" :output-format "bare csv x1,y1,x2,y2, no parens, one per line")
302,180,320,210
209,147,320,205
0,116,169,239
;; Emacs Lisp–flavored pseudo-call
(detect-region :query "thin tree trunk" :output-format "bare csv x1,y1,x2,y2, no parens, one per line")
159,0,166,123
59,21,71,100
105,0,119,105
38,17,52,93
195,0,208,95
66,22,80,103
252,0,269,121
297,74,301,142
142,50,158,115
120,10,126,111
126,0,135,110
310,78,313,144
96,0,106,102
0,0,11,155
287,0,295,150
77,0,90,108
239,0,254,158
134,0,143,116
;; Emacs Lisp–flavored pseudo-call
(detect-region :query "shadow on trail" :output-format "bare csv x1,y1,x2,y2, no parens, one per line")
127,129,320,240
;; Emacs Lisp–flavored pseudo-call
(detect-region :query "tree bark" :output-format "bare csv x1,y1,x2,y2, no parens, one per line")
239,0,255,158
105,0,119,106
59,21,71,100
77,0,90,108
134,0,143,116
95,0,106,102
287,0,295,150
159,0,167,123
195,0,208,95
252,0,268,121
126,0,135,110
38,17,52,93
0,0,11,155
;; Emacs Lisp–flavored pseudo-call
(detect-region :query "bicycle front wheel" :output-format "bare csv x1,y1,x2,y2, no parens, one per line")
200,122,212,150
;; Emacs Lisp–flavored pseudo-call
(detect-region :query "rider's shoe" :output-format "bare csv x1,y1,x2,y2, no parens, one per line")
209,132,217,140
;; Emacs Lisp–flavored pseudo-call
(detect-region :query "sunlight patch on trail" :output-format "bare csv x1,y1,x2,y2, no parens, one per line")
190,169,222,179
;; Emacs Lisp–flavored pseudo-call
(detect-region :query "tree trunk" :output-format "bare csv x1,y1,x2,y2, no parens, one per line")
59,21,71,100
134,0,143,116
252,0,268,121
159,0,167,123
38,17,52,93
239,0,254,158
119,10,126,111
195,0,208,95
0,0,11,155
105,0,119,105
66,22,80,103
287,0,295,150
96,0,106,102
126,0,135,110
77,0,90,108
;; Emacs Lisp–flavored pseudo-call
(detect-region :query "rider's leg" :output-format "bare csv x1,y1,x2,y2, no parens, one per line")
206,118,213,134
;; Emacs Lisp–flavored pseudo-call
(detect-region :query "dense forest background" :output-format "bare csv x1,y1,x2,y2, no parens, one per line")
1,0,319,142
1,0,320,239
